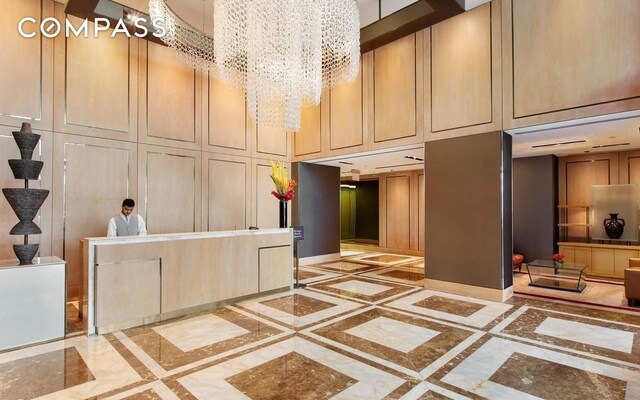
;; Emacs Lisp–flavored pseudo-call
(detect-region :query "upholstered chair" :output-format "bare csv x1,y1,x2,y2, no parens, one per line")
513,254,524,272
625,258,640,306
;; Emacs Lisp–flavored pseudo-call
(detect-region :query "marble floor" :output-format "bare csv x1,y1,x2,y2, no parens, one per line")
2,253,640,399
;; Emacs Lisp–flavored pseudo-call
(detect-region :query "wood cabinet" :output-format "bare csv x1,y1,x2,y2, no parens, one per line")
558,242,639,279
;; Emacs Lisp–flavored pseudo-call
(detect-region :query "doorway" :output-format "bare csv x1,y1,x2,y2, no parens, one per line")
340,179,379,245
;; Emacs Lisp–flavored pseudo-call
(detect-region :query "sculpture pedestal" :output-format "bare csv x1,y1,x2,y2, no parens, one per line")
0,257,66,351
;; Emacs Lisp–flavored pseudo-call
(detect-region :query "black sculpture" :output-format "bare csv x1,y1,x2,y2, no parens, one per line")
2,123,49,264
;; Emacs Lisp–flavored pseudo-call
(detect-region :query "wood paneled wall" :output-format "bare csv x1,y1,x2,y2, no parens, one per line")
291,29,427,161
0,0,54,131
374,170,424,252
503,0,640,129
291,0,640,161
430,1,502,139
0,0,291,299
557,151,640,241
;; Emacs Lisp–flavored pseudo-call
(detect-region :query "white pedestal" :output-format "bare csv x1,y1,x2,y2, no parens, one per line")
0,256,66,351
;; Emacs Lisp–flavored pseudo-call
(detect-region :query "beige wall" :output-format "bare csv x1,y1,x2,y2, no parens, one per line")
0,0,290,299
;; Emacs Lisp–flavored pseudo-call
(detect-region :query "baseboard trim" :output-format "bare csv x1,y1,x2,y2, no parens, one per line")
424,279,513,302
299,253,341,266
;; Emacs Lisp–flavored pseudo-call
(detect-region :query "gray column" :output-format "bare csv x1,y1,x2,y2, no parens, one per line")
425,131,512,298
292,162,341,258
513,155,558,262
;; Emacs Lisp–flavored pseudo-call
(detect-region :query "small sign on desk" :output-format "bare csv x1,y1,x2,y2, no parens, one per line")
292,226,304,241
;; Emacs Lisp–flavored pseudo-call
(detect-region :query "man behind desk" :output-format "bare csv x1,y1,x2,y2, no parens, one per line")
107,198,147,237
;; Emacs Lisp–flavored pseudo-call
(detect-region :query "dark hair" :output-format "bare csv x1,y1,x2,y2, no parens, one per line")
122,198,135,207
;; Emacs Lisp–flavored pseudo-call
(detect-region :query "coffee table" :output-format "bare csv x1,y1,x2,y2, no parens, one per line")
525,259,587,293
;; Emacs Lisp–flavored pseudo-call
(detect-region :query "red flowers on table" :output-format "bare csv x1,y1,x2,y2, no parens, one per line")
553,253,565,267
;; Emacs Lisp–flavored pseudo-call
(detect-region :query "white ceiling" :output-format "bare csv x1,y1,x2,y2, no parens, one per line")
511,112,640,158
313,145,424,176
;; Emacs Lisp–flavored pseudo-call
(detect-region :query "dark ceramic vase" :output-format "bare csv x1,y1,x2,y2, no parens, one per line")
2,188,49,234
279,200,287,228
604,213,625,239
14,244,39,265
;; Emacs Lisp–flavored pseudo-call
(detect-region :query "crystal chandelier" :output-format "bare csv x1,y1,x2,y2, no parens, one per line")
149,0,360,132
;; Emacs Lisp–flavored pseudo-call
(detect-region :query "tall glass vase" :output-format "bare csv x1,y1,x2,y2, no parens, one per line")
279,200,287,228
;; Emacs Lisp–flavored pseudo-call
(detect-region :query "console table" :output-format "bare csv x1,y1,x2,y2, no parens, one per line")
526,259,587,293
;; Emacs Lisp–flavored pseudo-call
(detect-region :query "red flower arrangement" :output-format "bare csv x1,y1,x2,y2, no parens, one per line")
553,253,565,267
271,180,297,201
270,160,297,201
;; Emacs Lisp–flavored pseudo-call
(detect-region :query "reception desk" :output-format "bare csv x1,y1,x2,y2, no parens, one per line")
82,229,292,334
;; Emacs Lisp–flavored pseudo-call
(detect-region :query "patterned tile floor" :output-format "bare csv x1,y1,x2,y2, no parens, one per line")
2,253,640,399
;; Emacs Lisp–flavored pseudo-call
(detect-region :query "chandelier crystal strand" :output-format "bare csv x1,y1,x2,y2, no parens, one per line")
213,0,247,89
151,0,359,132
321,0,361,89
148,0,216,72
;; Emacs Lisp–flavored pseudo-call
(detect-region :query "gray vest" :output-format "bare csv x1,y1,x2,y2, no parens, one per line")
114,214,139,236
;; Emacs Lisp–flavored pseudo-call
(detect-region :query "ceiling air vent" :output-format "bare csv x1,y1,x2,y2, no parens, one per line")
592,143,630,149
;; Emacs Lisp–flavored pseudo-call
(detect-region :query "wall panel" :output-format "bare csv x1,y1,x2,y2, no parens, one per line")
52,134,137,299
503,0,640,128
385,175,411,249
140,42,200,149
293,103,322,158
207,76,248,155
254,123,289,158
254,161,280,229
140,146,201,234
431,2,497,136
204,154,250,231
54,14,137,141
0,0,53,130
373,34,416,143
330,63,364,153
418,173,425,251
